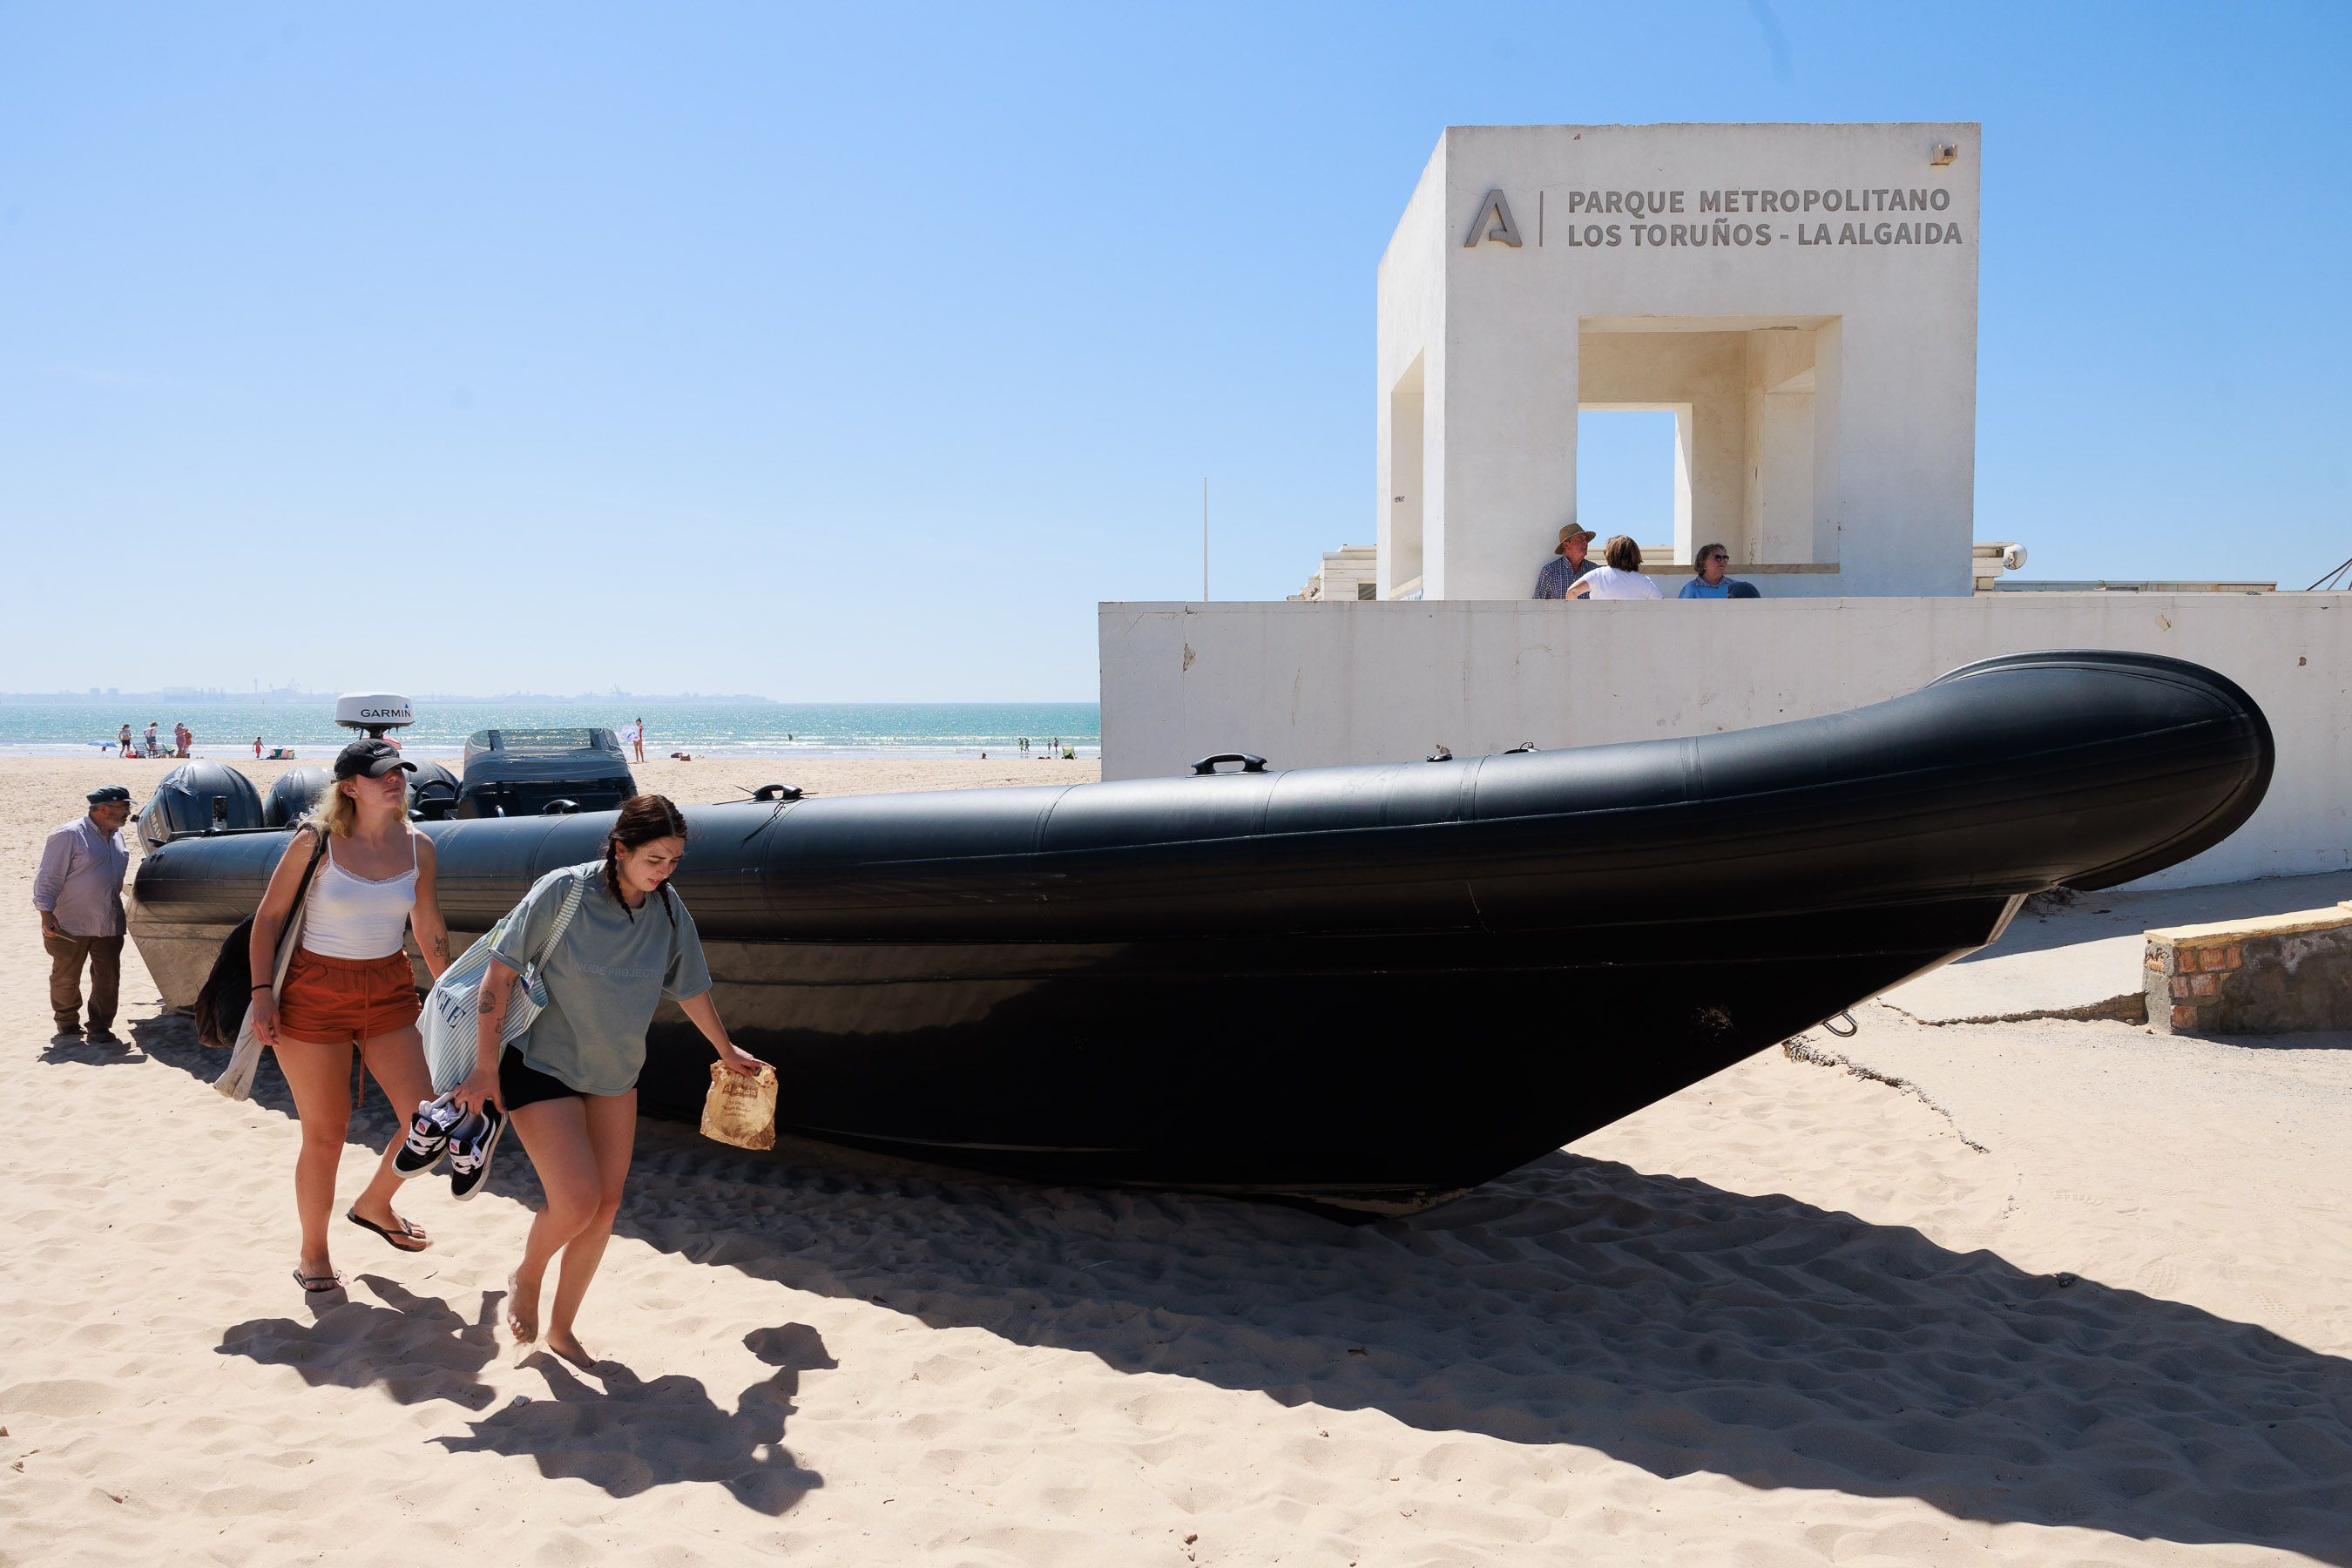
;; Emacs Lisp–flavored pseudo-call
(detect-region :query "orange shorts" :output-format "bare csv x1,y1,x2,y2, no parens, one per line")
275,948,422,1045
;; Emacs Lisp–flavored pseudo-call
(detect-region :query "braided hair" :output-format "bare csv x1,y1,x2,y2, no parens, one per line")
602,793,687,926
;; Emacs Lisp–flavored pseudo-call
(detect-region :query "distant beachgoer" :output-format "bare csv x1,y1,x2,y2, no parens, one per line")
253,736,264,760
630,717,646,764
456,794,764,1361
143,721,160,756
118,724,134,758
1679,543,1759,600
34,784,136,1043
1534,525,1600,599
173,721,192,758
247,739,451,1294
1566,536,1664,601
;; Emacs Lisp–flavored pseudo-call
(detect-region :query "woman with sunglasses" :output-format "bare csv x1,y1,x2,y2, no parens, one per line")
250,738,451,1294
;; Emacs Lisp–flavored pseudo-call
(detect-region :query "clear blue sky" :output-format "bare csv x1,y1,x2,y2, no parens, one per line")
4,2,2346,699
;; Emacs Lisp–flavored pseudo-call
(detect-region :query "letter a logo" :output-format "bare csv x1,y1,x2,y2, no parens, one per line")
1463,189,1523,248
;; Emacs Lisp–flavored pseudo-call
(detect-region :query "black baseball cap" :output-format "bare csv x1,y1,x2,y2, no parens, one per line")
87,784,139,808
335,739,418,780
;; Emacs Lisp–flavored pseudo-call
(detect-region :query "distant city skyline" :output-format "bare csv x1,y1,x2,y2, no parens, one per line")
0,686,967,706
4,3,2347,698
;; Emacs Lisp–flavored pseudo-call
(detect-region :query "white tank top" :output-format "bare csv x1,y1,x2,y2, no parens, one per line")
301,833,419,959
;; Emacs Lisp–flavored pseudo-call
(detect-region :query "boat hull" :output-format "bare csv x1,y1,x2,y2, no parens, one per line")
129,651,2272,1212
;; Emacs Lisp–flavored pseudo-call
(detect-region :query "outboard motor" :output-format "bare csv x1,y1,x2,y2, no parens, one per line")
263,765,333,828
407,759,460,821
456,727,634,819
139,761,267,848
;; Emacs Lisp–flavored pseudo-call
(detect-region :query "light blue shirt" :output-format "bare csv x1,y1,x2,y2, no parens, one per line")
33,816,129,937
1680,578,1754,598
488,862,713,1096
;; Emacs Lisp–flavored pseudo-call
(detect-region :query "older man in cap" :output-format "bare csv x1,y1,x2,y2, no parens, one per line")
35,784,136,1043
1533,524,1599,599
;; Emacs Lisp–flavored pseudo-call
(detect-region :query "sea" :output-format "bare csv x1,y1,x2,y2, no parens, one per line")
0,700,1101,761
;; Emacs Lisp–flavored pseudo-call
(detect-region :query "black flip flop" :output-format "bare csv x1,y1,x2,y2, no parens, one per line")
346,1208,431,1253
292,1267,346,1294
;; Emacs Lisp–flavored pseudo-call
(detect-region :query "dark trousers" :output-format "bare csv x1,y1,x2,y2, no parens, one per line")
44,931,123,1032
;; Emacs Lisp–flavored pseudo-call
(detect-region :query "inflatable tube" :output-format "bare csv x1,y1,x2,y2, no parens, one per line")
130,651,2272,1212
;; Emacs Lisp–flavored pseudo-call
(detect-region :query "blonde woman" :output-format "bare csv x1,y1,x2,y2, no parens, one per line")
249,739,451,1294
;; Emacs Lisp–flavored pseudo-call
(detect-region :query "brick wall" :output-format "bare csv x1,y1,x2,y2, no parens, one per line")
2144,908,2352,1035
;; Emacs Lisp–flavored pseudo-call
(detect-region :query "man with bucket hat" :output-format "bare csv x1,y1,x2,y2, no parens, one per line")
1534,524,1599,599
35,784,137,1042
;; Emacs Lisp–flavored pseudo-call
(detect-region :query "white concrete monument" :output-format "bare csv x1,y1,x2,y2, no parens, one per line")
1379,123,1978,599
1099,121,2339,889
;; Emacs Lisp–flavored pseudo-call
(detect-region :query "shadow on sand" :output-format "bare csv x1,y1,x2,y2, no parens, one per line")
136,1009,2352,1557
213,1266,829,1514
218,1273,504,1410
40,1031,145,1065
433,1323,831,1515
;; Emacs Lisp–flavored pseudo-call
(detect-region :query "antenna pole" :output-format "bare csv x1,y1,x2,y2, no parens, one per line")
2303,551,2352,592
1201,477,1209,601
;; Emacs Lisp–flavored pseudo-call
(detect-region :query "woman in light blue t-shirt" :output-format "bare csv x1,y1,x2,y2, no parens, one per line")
459,794,765,1362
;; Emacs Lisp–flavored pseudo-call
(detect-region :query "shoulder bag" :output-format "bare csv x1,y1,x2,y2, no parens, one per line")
420,869,587,1094
194,826,328,1050
211,827,328,1101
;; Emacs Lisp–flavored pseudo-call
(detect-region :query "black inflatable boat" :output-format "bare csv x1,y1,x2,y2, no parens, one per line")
128,651,2272,1213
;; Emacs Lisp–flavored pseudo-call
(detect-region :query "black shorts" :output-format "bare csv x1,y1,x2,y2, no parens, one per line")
499,1049,584,1112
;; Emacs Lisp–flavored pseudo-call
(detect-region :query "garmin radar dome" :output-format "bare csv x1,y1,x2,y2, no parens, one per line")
336,693,415,739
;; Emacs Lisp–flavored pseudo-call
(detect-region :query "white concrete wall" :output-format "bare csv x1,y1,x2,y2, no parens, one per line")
1376,139,1448,598
1579,329,1747,559
1098,596,2351,889
1382,123,1980,600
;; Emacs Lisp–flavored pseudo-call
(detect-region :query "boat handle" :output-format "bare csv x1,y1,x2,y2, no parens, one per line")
1190,753,1268,775
753,783,804,802
1822,1009,1858,1037
540,798,580,815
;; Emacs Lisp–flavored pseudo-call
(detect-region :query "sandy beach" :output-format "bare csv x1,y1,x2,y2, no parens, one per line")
3,754,2349,1565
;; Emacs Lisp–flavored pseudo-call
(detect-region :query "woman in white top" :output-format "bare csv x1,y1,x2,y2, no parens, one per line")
1567,535,1665,601
249,739,452,1293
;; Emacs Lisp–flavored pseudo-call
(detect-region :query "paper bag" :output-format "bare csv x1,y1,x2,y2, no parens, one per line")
701,1060,777,1151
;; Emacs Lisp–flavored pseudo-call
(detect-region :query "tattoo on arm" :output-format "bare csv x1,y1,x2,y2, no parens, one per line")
430,934,449,960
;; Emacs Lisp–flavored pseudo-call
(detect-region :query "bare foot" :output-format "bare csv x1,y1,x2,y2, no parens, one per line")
505,1270,540,1342
544,1326,593,1367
